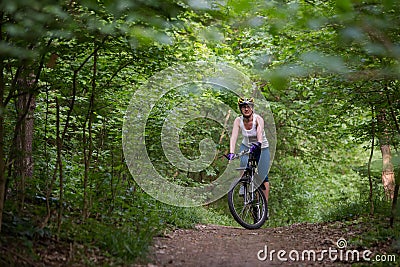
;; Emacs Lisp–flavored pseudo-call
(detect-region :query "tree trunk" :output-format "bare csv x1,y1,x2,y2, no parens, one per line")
381,144,394,200
56,98,64,237
367,105,375,214
381,143,394,196
0,65,5,233
386,89,400,226
0,13,6,232
82,46,97,219
377,110,395,200
0,111,4,233
14,91,35,208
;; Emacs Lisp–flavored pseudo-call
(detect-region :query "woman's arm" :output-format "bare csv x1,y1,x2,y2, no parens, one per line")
230,117,240,153
256,115,264,143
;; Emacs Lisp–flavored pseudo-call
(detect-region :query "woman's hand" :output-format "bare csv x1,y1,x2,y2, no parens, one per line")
250,142,261,153
225,153,235,160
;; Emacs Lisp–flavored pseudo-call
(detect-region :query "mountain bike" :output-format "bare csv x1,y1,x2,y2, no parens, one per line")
225,148,268,229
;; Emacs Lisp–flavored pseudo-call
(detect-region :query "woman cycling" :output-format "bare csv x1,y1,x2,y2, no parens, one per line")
226,97,270,206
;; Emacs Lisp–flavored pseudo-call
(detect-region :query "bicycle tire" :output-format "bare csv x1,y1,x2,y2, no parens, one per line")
228,178,268,229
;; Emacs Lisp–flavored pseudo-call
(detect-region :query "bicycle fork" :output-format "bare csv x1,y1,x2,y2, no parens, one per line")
243,173,256,205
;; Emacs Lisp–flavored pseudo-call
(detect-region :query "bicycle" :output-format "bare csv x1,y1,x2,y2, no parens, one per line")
225,148,268,229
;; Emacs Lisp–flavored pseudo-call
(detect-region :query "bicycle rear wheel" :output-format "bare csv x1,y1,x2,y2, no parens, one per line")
228,178,268,229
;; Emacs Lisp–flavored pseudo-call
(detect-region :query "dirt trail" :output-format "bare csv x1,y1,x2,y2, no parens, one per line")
146,222,367,267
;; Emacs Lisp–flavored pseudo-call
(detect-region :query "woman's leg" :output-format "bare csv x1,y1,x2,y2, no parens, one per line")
258,147,270,202
239,143,248,169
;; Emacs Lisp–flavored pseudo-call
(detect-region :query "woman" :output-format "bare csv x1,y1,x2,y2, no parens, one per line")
226,97,270,204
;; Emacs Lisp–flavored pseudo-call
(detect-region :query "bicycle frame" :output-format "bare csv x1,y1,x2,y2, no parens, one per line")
233,149,258,203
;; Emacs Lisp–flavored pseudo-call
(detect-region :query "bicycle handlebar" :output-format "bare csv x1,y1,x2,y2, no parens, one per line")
222,149,250,161
222,142,260,161
231,149,250,160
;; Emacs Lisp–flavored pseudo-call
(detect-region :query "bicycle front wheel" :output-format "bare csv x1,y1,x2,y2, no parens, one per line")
228,178,268,229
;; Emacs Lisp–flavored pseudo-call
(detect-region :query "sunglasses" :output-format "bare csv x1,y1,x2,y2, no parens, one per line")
240,105,252,110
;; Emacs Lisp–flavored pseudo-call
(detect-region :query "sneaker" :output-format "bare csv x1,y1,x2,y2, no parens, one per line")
239,185,244,196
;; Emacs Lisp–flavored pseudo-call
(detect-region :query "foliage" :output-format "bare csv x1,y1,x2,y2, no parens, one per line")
0,191,213,265
1,0,400,265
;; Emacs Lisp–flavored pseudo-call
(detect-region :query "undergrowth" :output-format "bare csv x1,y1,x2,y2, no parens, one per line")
0,190,233,266
1,150,399,266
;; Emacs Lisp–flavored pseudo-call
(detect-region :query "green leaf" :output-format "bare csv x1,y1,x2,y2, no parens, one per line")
336,0,353,13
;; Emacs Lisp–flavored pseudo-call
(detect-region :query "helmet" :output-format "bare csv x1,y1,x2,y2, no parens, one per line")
238,97,254,108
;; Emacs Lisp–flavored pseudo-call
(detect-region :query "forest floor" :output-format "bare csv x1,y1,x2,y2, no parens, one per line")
144,218,398,267
1,216,399,266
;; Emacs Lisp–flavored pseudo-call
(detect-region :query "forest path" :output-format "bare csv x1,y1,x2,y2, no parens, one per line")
145,221,381,267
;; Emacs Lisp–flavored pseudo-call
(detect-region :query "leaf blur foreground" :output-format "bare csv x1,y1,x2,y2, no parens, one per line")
0,0,400,266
